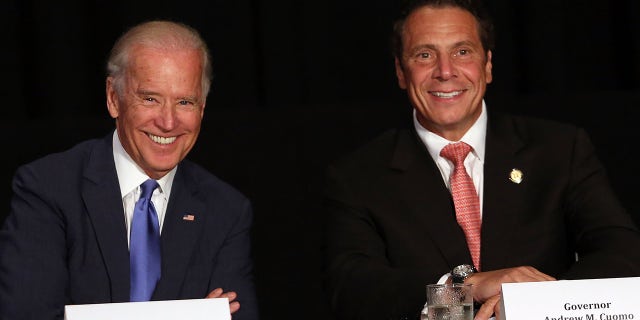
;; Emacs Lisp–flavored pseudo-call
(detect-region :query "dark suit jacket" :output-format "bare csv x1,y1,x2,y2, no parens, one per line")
322,111,640,320
0,132,259,320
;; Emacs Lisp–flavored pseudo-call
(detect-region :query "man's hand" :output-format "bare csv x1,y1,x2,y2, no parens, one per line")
474,294,501,320
206,288,240,315
466,266,556,303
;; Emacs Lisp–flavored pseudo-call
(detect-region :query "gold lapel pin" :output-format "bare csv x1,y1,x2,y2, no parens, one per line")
509,168,523,184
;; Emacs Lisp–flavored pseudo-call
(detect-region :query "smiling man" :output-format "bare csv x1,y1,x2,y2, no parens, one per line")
321,1,640,319
0,21,259,320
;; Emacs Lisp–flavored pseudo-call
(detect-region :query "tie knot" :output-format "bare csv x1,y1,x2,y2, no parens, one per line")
140,179,159,201
440,142,472,164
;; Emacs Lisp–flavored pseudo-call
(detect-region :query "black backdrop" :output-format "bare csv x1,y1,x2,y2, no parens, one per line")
3,0,639,116
1,1,640,319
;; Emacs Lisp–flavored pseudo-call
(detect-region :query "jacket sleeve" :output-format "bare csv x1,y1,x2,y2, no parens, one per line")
0,164,69,320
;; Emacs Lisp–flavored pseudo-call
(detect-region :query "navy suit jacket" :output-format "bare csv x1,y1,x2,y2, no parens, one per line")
0,132,259,320
323,111,640,319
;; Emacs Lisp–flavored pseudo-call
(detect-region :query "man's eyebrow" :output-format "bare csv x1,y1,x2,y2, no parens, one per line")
408,40,477,54
135,89,160,96
408,44,437,54
452,40,476,48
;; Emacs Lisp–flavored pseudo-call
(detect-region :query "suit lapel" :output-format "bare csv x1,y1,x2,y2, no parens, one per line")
82,134,131,302
481,113,528,271
390,129,472,267
79,135,207,301
152,165,205,300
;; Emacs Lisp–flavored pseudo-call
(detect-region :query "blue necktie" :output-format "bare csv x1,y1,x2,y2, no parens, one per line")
130,179,161,302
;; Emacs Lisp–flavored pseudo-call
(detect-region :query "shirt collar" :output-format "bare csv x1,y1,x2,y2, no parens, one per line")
413,100,487,163
112,131,176,198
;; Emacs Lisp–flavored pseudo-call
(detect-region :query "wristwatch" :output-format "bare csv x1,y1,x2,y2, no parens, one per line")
451,264,477,284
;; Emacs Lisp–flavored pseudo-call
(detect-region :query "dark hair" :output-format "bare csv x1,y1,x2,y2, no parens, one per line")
390,0,495,59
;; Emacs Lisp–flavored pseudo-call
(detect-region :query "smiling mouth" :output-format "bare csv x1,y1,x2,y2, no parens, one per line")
148,133,177,145
429,90,464,98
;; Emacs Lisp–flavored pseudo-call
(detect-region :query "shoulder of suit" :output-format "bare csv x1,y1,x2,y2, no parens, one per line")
328,128,410,169
490,111,581,136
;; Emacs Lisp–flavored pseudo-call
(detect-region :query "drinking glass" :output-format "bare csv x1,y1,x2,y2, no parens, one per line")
420,283,473,320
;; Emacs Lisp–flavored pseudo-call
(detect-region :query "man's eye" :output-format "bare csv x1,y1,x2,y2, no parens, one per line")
178,100,192,106
418,52,431,59
144,97,156,102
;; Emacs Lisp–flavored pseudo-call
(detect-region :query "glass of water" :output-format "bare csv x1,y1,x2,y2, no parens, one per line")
421,283,474,320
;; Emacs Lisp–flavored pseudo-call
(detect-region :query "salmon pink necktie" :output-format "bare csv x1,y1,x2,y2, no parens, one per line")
440,142,482,270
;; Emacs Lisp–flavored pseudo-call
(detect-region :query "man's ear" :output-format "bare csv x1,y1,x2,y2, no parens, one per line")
395,57,407,89
485,50,493,84
106,77,120,119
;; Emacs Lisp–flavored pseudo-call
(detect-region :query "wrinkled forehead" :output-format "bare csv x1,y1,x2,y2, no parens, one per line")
401,5,486,56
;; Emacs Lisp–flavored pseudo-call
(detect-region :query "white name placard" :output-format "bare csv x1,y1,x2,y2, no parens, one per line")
64,297,230,320
499,277,640,320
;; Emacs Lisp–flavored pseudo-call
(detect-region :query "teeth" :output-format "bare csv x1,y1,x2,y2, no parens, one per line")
149,134,176,145
431,90,463,98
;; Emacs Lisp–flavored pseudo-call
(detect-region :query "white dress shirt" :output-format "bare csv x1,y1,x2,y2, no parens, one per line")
413,101,488,284
413,100,488,216
112,131,177,247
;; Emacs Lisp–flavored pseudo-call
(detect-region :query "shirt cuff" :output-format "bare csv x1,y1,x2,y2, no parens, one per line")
437,273,451,284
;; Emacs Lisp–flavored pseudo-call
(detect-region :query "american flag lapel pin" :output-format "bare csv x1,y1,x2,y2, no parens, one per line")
182,214,195,221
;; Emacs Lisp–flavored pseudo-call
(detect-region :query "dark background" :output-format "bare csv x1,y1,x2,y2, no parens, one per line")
1,1,639,319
